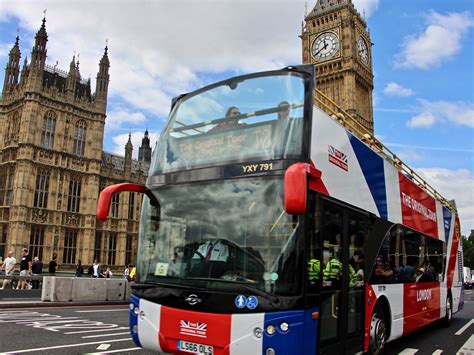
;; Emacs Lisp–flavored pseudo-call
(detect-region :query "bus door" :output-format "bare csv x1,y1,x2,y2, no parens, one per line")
316,198,366,354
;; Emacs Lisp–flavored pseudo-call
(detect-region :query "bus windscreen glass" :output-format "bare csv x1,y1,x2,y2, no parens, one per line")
136,177,300,296
152,74,305,174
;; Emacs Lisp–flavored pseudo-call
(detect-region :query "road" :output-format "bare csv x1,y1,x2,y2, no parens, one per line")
0,291,472,354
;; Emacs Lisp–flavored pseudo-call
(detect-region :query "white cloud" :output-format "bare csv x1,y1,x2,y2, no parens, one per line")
396,11,474,69
407,112,435,128
111,132,159,159
407,99,474,128
107,107,146,130
353,0,379,18
0,0,305,117
417,168,474,236
396,150,424,163
383,82,414,97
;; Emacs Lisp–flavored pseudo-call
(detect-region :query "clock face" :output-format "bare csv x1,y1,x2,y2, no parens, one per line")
357,35,369,65
311,32,340,61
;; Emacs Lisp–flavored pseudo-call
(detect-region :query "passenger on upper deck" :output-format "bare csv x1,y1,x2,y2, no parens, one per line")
208,106,247,133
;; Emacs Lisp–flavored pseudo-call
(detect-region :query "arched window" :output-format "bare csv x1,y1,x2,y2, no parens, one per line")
67,176,81,213
73,120,86,156
41,111,56,149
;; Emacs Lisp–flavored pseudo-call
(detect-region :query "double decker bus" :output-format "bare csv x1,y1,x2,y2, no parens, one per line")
97,65,463,354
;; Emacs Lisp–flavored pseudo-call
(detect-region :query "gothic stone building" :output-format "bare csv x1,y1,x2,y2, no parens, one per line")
301,0,374,132
0,19,152,270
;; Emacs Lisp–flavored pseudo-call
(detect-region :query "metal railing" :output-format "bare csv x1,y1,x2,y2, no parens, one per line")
315,89,457,213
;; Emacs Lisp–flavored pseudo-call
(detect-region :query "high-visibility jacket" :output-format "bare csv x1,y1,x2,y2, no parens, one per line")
308,259,320,281
323,258,342,281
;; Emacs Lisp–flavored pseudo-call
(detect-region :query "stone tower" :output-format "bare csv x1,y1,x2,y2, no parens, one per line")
138,129,152,163
301,0,374,132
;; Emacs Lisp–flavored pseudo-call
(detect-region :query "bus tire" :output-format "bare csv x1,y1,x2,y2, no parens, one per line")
369,304,387,355
443,295,452,327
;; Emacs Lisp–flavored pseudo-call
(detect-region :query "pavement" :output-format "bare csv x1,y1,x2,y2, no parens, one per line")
0,289,129,308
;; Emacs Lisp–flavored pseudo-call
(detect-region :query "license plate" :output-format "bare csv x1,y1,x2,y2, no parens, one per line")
177,340,214,355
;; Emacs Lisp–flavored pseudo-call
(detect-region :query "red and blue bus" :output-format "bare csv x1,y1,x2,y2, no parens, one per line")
97,65,463,354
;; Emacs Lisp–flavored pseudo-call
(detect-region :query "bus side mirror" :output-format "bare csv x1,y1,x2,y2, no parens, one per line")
97,183,159,222
284,163,321,215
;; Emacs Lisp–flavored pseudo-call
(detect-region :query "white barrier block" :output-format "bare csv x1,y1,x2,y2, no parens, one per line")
125,282,132,300
71,278,107,301
51,277,73,302
41,276,54,301
106,279,126,301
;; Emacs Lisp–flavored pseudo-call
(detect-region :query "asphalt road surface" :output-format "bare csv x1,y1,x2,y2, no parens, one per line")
0,291,472,354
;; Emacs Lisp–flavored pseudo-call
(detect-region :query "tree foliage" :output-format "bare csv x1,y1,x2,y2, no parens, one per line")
463,230,474,269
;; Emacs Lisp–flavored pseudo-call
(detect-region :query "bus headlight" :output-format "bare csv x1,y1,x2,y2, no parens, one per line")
266,324,276,335
279,322,289,332
129,303,134,310
266,348,275,355
254,327,263,338
132,324,138,333
133,307,139,315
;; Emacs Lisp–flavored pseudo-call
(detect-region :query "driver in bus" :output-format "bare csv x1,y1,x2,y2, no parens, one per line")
193,239,229,262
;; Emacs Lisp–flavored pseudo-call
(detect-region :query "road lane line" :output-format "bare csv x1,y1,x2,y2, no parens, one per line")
101,347,142,353
456,334,474,354
398,349,418,355
76,309,128,313
97,344,111,350
65,326,128,334
6,338,131,353
82,332,131,338
433,350,443,355
455,319,474,335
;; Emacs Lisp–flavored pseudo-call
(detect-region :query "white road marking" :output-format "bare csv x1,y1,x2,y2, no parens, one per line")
65,326,128,335
398,349,418,355
76,309,128,313
457,334,474,354
455,319,474,335
96,344,111,350
102,347,142,353
83,332,131,338
7,338,131,353
432,350,443,355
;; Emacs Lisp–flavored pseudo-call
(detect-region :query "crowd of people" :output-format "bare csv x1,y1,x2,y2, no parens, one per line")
0,249,136,290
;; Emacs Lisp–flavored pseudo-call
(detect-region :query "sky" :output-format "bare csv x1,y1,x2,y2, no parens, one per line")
0,0,473,235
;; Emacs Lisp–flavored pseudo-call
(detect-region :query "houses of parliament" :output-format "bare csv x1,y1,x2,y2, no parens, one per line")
0,0,373,269
0,18,151,269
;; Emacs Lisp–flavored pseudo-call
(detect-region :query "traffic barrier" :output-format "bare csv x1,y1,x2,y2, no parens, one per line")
71,278,107,301
51,277,73,302
41,276,53,301
106,279,126,301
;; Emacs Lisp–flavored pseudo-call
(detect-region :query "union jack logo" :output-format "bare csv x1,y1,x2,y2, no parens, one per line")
328,145,348,171
180,320,208,331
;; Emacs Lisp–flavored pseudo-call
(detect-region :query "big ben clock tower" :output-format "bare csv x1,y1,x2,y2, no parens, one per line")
302,0,374,133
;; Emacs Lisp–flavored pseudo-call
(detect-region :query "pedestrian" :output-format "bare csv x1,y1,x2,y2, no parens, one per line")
129,263,136,281
1,251,16,290
48,254,58,275
123,264,130,281
75,260,84,277
18,248,32,290
31,256,43,289
102,266,113,279
91,259,101,278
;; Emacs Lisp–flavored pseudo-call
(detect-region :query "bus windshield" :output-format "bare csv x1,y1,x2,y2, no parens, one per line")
152,73,306,174
136,177,300,296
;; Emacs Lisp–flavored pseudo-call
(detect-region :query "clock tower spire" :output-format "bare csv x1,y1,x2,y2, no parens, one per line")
301,0,374,133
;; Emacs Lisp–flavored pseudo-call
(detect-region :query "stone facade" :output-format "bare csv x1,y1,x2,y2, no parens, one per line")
0,19,151,271
301,0,374,132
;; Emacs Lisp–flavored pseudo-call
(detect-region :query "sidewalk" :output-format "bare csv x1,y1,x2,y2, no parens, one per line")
0,289,129,308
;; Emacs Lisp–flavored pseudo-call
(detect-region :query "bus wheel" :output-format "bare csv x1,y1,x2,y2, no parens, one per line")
369,304,386,355
443,296,452,327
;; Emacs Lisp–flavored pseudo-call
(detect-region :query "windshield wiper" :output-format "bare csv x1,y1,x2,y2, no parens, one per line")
183,277,278,302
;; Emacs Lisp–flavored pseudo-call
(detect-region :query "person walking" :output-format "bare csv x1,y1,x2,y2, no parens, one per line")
91,260,102,278
18,248,32,290
48,254,58,275
75,260,84,277
31,256,43,289
1,251,16,290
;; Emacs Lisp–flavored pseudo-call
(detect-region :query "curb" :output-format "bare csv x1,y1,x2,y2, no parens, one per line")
0,300,129,309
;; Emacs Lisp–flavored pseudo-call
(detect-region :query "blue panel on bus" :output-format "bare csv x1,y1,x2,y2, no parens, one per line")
347,133,387,219
262,307,318,354
443,206,452,242
129,294,142,348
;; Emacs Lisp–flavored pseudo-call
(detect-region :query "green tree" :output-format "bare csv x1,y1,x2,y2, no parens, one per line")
463,230,474,269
